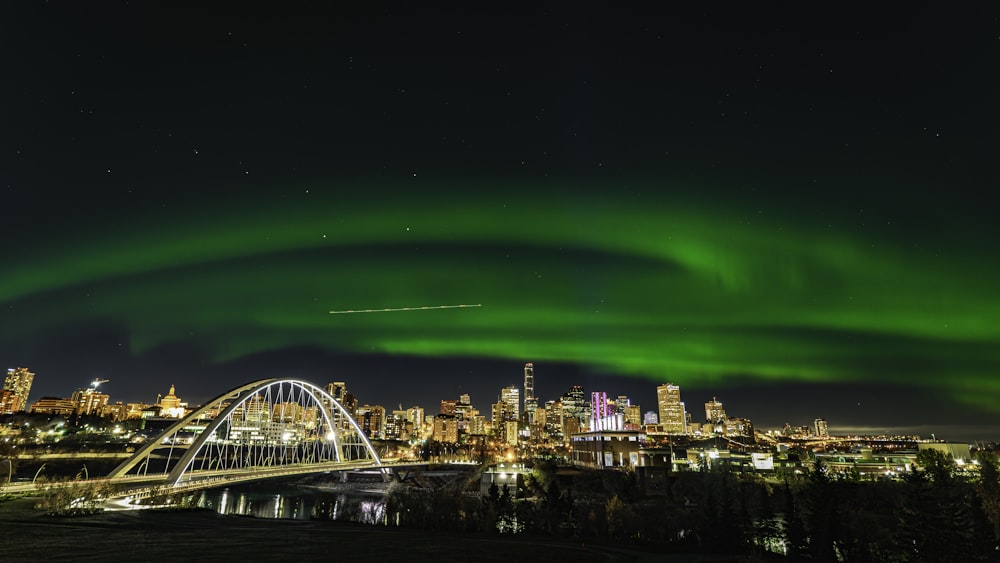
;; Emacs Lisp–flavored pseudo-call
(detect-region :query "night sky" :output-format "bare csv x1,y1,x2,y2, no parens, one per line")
3,4,999,440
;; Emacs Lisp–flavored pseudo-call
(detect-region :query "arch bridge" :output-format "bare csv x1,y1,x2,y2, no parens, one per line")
107,378,385,489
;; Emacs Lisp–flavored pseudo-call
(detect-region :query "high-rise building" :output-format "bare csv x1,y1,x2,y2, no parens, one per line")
3,367,34,413
561,385,586,439
72,388,110,417
615,395,630,415
0,389,18,414
406,406,425,438
433,414,459,443
356,404,385,438
523,363,537,424
561,385,586,424
325,382,357,430
383,413,406,440
491,400,515,441
624,405,642,429
440,399,458,416
705,397,726,422
501,385,520,421
468,414,487,436
643,411,659,425
325,382,347,407
543,399,562,440
657,383,687,434
814,418,829,437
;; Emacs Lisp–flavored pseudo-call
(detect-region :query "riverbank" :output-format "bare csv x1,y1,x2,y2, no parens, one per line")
0,498,741,562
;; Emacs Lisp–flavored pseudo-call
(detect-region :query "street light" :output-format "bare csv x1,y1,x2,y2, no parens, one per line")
32,463,46,485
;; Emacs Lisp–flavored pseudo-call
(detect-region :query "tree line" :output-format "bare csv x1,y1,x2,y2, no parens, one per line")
378,451,1000,561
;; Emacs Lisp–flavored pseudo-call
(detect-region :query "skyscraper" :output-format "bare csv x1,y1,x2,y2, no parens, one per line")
814,418,829,437
657,383,687,434
560,385,586,438
705,397,726,422
523,363,537,424
3,367,34,413
500,385,520,421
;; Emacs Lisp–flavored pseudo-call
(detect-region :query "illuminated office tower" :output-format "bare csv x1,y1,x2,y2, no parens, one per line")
544,400,562,439
325,381,357,430
3,367,34,413
501,385,520,421
356,404,385,438
624,404,642,428
657,383,687,434
440,399,458,416
561,385,585,422
383,412,405,440
614,396,629,416
560,385,586,437
814,418,829,437
406,406,425,438
72,388,110,417
523,363,537,424
491,399,515,442
705,397,726,422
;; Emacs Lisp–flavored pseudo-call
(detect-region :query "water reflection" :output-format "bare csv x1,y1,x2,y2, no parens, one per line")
195,485,385,523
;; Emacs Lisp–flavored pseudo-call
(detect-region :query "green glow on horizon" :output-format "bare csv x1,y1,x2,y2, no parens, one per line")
2,182,998,413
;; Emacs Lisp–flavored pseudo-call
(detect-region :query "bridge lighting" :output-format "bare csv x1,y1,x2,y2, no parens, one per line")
326,431,336,441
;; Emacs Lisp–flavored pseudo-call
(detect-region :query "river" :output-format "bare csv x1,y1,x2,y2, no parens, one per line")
189,481,389,523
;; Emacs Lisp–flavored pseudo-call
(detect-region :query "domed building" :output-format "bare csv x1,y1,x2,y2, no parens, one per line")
158,385,187,418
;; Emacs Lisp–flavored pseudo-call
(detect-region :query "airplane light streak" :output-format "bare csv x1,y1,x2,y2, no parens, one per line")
329,304,482,314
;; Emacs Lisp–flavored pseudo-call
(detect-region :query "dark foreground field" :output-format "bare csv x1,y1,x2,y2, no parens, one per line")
0,498,741,562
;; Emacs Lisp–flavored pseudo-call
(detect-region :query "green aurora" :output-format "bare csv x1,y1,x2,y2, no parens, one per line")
3,185,998,413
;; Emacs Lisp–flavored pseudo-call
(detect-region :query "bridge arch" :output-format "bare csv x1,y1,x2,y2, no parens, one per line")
108,378,381,486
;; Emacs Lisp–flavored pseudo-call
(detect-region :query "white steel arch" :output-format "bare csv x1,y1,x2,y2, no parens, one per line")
107,378,381,485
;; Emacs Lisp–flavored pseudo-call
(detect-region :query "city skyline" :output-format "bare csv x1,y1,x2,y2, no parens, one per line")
7,363,994,442
3,5,999,441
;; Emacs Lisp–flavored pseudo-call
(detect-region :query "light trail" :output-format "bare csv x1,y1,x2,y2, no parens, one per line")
329,304,482,314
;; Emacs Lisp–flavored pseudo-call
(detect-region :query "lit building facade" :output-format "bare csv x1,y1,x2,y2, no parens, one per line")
385,412,408,440
561,385,586,438
570,430,644,469
158,385,187,418
3,367,34,413
589,391,624,431
356,404,385,439
0,389,17,414
656,383,687,435
705,397,726,422
406,406,425,439
523,363,537,424
72,388,110,417
500,385,520,421
440,399,458,416
543,399,563,441
814,418,829,437
624,405,643,430
29,396,77,416
433,414,459,443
